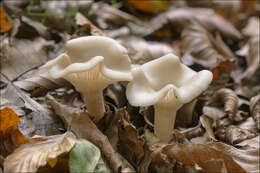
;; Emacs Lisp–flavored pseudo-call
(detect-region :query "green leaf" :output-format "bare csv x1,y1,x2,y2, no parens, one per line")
69,139,109,173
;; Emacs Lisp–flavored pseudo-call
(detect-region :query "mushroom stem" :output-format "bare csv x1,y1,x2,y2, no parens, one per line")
82,89,105,123
154,89,182,142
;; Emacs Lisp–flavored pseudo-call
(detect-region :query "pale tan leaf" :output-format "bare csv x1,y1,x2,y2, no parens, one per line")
209,88,239,120
241,36,260,85
14,69,71,97
4,131,76,173
200,115,217,141
211,142,260,173
250,94,260,130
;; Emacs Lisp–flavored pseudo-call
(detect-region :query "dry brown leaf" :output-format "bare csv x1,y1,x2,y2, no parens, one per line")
250,94,260,130
241,36,260,86
104,83,127,108
211,142,260,173
45,94,135,173
14,69,71,97
118,108,145,169
117,36,175,64
200,115,217,141
74,12,106,37
236,136,260,149
4,131,76,173
162,142,246,173
0,107,28,157
176,99,197,128
0,37,54,80
181,21,235,68
146,7,242,40
216,125,257,144
209,88,239,120
242,17,260,37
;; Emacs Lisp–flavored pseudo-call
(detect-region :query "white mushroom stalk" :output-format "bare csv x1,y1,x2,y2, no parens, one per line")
43,36,132,122
126,53,213,142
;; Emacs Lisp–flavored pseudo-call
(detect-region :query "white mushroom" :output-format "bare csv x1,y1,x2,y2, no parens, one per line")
126,53,213,142
43,36,132,122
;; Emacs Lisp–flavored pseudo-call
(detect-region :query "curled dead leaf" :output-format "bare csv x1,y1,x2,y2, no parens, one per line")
216,125,257,144
4,131,76,173
181,21,234,68
209,88,239,120
250,94,260,130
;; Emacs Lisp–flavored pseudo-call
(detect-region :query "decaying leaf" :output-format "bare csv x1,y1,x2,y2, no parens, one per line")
45,94,135,173
216,125,257,144
211,142,260,173
250,94,260,130
241,36,260,85
0,7,12,32
242,17,260,37
0,107,28,157
181,21,235,68
74,12,106,37
146,7,242,40
0,37,54,80
162,142,246,173
209,88,239,120
4,131,76,173
14,69,71,97
118,108,145,169
69,139,109,173
200,114,217,141
176,99,197,127
236,136,260,149
117,36,175,64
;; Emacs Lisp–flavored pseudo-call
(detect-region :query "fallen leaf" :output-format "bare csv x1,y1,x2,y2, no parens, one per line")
0,7,12,31
69,139,109,173
241,36,260,86
0,37,54,80
216,125,257,144
0,107,28,157
162,142,246,173
74,12,106,37
181,21,234,68
118,108,145,169
209,88,239,120
117,36,175,64
145,7,242,40
14,69,71,97
236,136,260,149
126,0,169,13
250,94,260,130
45,94,135,173
242,17,260,37
4,131,76,173
211,142,260,173
200,115,217,141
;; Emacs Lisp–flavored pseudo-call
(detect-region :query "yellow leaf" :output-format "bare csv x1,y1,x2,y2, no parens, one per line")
48,158,58,168
0,7,12,31
0,107,20,132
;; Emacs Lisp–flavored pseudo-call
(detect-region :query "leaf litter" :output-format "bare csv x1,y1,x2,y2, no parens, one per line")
0,1,259,173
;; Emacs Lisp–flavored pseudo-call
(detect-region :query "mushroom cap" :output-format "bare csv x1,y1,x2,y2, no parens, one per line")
43,36,132,81
126,53,213,107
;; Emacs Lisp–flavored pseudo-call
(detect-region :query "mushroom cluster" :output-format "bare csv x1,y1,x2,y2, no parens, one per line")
44,36,212,142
